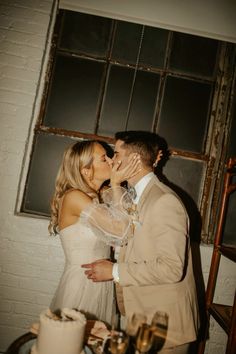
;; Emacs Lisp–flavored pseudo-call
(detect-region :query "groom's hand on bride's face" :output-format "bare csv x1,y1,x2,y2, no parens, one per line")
81,259,114,282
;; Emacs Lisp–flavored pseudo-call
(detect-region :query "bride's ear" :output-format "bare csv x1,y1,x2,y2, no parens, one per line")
81,167,92,180
81,167,89,177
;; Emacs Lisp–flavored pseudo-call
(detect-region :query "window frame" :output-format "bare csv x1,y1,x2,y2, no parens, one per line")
18,8,236,243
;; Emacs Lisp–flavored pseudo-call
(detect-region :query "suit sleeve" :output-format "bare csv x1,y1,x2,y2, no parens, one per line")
118,193,189,286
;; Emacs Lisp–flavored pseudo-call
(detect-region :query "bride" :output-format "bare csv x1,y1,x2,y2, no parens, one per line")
48,140,140,325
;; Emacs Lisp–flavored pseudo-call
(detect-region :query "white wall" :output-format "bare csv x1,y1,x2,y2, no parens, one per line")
0,0,235,353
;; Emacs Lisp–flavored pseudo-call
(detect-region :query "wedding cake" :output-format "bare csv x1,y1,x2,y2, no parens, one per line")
31,308,86,354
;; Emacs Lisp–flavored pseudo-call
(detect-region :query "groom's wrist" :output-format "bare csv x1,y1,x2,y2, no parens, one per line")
112,263,120,283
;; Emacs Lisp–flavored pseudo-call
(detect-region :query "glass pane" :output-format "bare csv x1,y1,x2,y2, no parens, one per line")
22,134,76,216
127,70,160,130
158,76,212,153
139,26,168,68
59,10,112,57
169,32,218,78
44,55,105,133
227,87,236,157
98,65,134,136
163,155,205,207
112,22,168,68
98,65,160,136
111,21,142,64
222,176,236,246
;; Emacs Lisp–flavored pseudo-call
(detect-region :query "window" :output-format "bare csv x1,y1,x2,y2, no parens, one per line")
21,9,235,243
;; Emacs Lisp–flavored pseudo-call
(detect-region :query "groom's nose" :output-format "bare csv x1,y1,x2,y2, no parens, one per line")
105,156,113,165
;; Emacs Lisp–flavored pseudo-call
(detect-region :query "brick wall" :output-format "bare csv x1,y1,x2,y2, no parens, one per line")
0,1,235,353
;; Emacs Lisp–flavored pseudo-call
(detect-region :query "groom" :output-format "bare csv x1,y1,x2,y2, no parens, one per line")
82,131,199,354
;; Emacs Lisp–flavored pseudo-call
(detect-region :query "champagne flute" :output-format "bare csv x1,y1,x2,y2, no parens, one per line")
110,330,129,354
126,313,147,337
135,323,154,354
149,311,168,353
126,313,147,354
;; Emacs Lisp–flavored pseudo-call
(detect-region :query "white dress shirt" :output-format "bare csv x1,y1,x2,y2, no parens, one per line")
112,172,155,282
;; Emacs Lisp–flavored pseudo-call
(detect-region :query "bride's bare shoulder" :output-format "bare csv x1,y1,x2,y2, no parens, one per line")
64,189,91,204
61,189,92,214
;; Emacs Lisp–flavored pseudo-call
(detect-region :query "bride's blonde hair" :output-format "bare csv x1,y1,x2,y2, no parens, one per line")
48,140,98,235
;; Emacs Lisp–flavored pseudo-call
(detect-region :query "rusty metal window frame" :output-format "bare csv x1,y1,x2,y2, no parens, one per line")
24,9,236,243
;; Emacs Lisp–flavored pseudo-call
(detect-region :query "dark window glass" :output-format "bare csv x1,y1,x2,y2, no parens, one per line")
126,70,160,130
223,176,236,246
112,22,168,68
23,134,76,215
139,26,168,68
98,65,134,135
227,88,236,157
59,11,112,57
98,66,160,136
158,76,212,152
111,22,142,64
169,33,218,78
163,156,205,206
44,55,105,132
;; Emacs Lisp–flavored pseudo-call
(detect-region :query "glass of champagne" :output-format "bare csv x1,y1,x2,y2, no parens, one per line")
126,313,147,337
135,323,154,354
110,330,129,354
149,311,168,353
126,313,147,354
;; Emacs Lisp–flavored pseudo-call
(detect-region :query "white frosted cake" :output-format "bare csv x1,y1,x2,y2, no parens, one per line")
31,308,86,354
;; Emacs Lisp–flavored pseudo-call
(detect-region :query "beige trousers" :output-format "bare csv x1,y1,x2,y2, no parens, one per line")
158,343,190,354
120,315,193,354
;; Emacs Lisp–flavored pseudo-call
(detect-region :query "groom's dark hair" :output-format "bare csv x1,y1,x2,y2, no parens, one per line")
115,130,161,168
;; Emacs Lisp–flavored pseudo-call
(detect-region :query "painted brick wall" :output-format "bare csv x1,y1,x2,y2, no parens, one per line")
0,1,235,353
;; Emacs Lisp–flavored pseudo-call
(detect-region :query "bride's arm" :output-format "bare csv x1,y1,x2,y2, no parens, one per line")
80,190,132,246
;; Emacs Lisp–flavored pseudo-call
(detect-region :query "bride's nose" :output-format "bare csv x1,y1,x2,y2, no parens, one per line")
105,156,113,166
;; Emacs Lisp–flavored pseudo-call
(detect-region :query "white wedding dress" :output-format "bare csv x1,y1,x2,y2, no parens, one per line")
50,188,133,325
50,218,114,325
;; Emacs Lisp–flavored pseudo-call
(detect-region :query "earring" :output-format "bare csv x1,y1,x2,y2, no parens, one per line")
153,161,158,168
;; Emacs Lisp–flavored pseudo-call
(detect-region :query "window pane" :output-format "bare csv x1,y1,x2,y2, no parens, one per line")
126,70,160,130
59,11,112,57
222,176,236,246
98,65,160,136
44,55,105,133
22,134,76,215
112,22,168,68
98,65,133,136
163,156,205,206
158,76,212,152
139,26,168,68
169,33,218,78
111,22,142,64
227,87,236,157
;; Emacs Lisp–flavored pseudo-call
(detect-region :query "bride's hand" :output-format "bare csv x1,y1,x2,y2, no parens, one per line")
109,153,141,186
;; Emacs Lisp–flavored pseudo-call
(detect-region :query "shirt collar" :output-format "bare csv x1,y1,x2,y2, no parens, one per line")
132,172,154,204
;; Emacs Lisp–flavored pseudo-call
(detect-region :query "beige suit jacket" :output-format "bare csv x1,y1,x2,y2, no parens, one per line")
118,175,199,348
